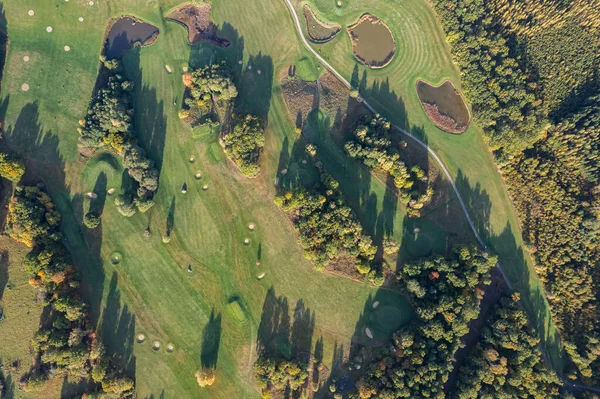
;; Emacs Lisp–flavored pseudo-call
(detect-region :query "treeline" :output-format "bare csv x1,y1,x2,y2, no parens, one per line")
6,185,134,397
254,357,308,398
502,95,600,382
345,115,434,217
79,57,159,216
350,246,495,398
455,293,562,398
180,63,265,177
433,0,600,384
274,154,377,276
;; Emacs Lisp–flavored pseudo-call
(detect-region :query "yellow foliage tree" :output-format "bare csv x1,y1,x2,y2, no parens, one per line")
195,368,216,387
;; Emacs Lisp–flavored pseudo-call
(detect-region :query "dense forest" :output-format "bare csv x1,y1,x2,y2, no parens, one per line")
433,0,600,385
454,293,562,398
350,246,496,398
6,185,134,397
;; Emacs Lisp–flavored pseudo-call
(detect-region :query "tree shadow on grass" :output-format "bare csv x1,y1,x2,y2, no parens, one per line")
165,196,175,237
100,272,137,379
0,250,7,300
122,49,167,175
200,309,222,369
88,171,108,216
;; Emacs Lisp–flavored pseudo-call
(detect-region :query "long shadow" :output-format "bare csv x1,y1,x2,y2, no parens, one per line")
0,2,7,86
257,287,291,359
89,172,108,216
200,309,222,369
122,49,167,175
166,196,175,237
256,288,316,397
0,250,7,300
100,272,137,379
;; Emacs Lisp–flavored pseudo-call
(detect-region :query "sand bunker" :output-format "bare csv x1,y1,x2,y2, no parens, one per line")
167,3,230,47
167,344,174,352
137,334,145,343
28,10,35,16
21,83,30,92
107,188,115,195
153,341,161,350
79,17,84,22
372,301,380,309
64,46,71,52
23,56,29,62
248,224,255,231
244,238,250,245
365,327,373,339
46,26,53,33
257,273,265,279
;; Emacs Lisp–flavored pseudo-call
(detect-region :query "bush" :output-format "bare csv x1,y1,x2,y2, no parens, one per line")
223,115,265,177
368,270,384,287
383,238,399,255
195,368,216,387
0,151,26,182
356,260,371,275
83,212,100,229
115,195,137,217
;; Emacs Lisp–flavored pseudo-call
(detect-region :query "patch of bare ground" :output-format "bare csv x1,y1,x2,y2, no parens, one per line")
445,268,507,392
324,252,365,282
167,3,230,47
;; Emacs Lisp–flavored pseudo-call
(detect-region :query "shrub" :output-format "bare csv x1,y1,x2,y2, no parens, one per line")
383,238,399,255
83,212,100,229
162,234,171,244
356,260,371,275
368,270,385,287
0,151,26,182
114,195,137,217
195,368,216,387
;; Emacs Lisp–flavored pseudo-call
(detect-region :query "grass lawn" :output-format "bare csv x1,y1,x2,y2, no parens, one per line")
295,0,565,370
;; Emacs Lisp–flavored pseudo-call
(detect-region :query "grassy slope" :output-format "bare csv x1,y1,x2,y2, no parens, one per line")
0,0,412,398
295,0,564,369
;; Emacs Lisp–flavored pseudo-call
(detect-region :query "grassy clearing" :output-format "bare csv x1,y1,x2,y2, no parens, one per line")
295,55,321,81
296,0,564,370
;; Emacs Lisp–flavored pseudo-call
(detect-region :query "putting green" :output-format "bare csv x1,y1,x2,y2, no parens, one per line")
406,232,433,258
81,151,124,194
373,305,405,334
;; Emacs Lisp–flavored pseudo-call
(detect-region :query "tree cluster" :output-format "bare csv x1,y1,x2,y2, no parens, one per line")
78,58,159,216
180,62,237,127
0,150,25,182
254,357,308,397
222,114,265,177
6,185,134,397
455,293,562,398
274,165,376,272
345,116,434,217
351,246,495,398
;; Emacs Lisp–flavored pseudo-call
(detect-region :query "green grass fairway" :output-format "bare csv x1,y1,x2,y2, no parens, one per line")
295,55,321,81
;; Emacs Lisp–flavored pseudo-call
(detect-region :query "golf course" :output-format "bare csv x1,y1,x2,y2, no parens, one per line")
0,0,568,397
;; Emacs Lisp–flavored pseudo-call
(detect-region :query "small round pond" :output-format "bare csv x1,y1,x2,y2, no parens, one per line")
347,14,395,69
416,80,471,134
105,17,159,59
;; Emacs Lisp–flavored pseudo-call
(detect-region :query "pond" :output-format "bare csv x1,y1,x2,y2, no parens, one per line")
347,14,395,69
416,80,471,134
105,17,159,59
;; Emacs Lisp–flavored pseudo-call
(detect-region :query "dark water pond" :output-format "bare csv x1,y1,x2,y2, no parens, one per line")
417,80,471,133
105,18,159,59
348,15,395,68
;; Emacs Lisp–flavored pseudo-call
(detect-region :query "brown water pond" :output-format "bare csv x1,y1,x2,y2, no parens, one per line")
416,80,471,134
347,14,395,69
105,18,159,59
